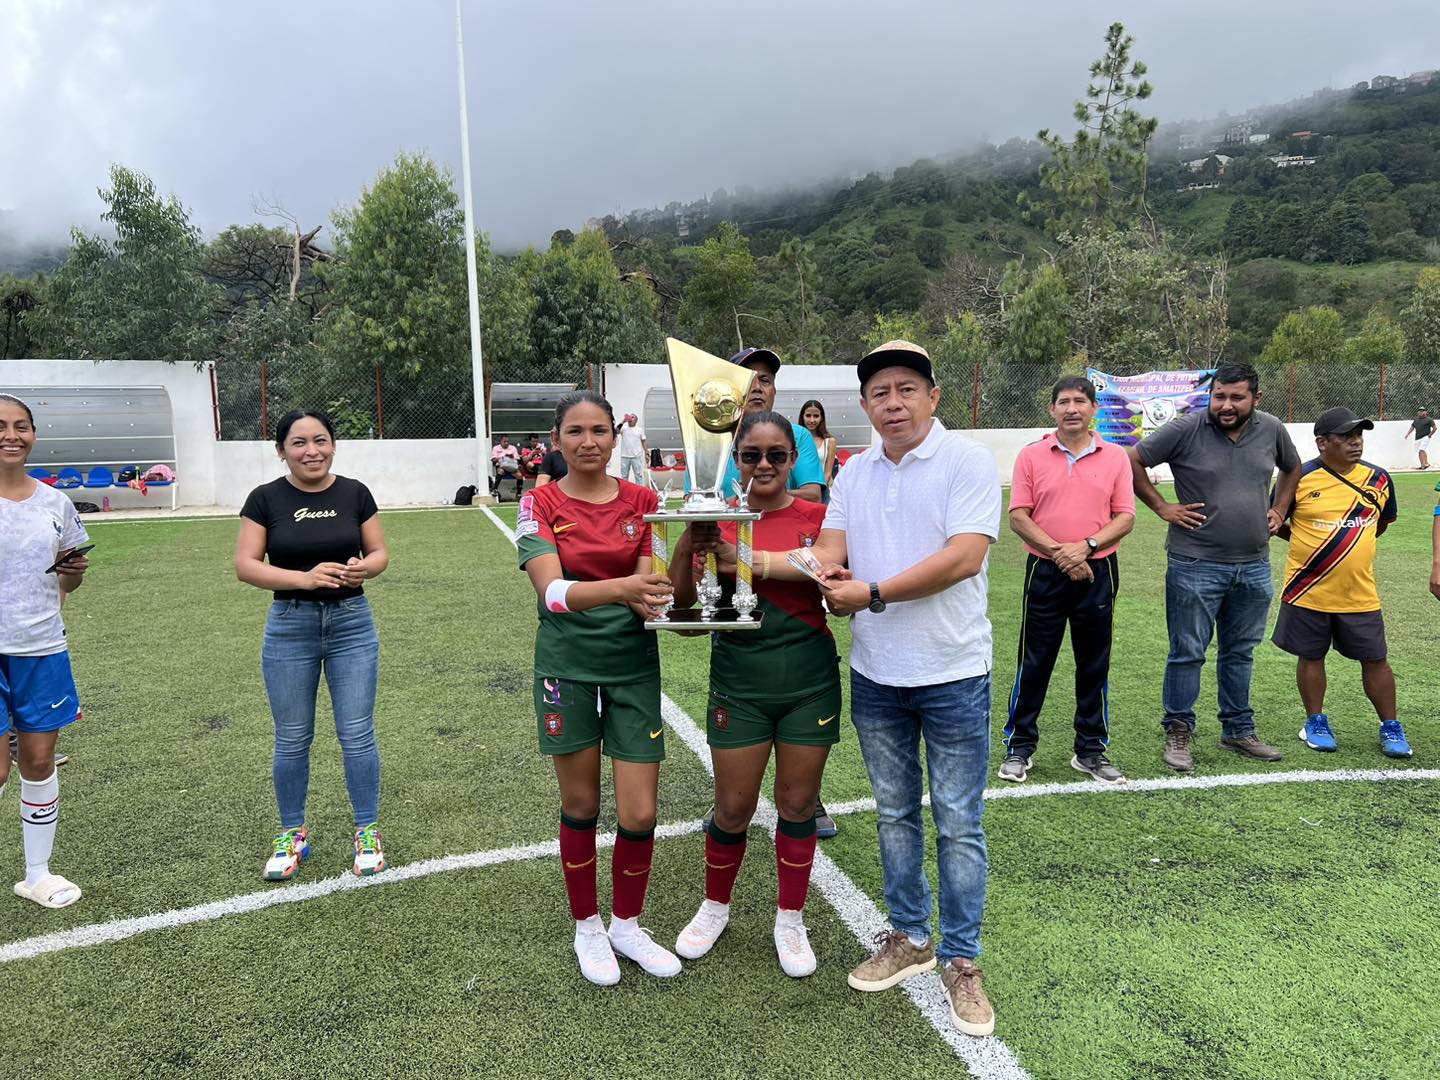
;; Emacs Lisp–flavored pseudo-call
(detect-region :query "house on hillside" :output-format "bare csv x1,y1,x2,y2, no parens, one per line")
1409,70,1437,86
1268,154,1317,169
1353,80,1370,92
1372,74,1399,89
1248,132,1271,144
1290,131,1316,140
1178,132,1203,151
1223,121,1253,144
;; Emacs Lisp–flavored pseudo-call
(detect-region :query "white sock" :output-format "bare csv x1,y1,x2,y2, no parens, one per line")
609,915,641,941
906,933,929,949
20,771,59,888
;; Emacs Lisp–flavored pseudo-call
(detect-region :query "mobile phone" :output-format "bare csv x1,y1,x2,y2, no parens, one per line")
45,544,96,574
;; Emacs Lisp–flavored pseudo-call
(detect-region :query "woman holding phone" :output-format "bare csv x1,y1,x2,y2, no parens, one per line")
0,393,89,908
236,409,390,882
517,390,679,986
669,411,839,977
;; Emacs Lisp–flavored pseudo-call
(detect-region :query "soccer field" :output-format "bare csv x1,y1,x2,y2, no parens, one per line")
4,477,1439,1080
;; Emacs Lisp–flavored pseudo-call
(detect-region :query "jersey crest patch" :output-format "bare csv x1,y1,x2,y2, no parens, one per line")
620,517,640,541
799,533,816,547
544,713,564,736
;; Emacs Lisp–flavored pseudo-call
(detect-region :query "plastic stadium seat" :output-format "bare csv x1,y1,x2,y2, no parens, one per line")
27,468,57,486
83,466,114,488
56,468,84,489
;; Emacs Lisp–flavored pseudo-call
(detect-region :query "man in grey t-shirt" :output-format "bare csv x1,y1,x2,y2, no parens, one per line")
1129,362,1302,772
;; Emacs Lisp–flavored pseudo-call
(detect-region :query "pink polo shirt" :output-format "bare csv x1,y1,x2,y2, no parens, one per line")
1009,433,1135,559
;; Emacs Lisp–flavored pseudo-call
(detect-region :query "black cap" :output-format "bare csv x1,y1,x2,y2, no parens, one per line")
729,347,781,374
1314,407,1374,437
857,339,934,390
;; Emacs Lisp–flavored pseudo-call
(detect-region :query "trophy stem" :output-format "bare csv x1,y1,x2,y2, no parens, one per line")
734,518,757,623
699,550,722,620
650,520,672,623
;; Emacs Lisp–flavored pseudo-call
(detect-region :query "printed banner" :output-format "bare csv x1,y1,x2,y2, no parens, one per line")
1087,368,1215,447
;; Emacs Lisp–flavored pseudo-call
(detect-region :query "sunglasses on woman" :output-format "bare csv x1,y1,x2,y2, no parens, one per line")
736,449,794,466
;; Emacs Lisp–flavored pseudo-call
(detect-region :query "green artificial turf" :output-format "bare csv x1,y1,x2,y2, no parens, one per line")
2,479,1437,1079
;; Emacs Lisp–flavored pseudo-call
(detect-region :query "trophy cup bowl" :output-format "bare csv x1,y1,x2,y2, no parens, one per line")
644,338,764,633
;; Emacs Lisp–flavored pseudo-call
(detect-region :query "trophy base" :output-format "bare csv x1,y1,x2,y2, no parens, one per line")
644,508,760,523
645,608,765,632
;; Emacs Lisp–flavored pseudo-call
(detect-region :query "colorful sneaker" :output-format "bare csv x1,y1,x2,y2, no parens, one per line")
262,826,309,881
847,930,936,992
997,753,1032,783
574,914,621,986
352,823,386,876
609,917,682,977
1380,721,1413,759
1299,714,1337,752
773,908,816,978
1071,753,1126,784
675,898,730,959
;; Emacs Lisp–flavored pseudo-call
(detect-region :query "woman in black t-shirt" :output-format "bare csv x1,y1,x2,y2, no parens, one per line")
236,409,390,883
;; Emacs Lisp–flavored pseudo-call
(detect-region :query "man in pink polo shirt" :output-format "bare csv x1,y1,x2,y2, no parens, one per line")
1002,376,1136,784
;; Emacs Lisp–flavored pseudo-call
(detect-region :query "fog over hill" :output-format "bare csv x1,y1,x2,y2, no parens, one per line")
1,0,1438,256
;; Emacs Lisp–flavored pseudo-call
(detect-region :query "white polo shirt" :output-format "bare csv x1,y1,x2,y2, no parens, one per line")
824,419,1000,687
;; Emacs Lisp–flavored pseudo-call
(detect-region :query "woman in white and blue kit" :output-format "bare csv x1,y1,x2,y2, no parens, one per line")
0,393,89,909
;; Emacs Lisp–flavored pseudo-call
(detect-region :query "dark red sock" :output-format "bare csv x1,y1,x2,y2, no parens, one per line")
611,827,655,920
558,813,598,921
704,824,748,904
775,816,818,911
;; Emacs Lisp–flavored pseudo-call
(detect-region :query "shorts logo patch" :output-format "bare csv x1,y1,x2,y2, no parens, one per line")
713,707,729,731
542,678,566,707
817,714,835,727
620,517,640,541
544,713,564,737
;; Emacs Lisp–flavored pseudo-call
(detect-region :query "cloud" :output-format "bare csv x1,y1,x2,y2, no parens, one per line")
1,0,1437,251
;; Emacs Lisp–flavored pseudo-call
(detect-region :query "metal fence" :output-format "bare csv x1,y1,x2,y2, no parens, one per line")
215,355,1437,440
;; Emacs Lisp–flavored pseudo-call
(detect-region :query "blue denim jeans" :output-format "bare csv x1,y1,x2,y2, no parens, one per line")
261,597,381,829
1162,555,1273,738
849,667,990,962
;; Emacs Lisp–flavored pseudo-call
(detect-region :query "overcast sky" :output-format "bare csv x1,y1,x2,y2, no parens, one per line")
2,0,1437,251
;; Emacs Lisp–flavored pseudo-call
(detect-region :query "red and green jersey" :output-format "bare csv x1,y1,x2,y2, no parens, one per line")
517,479,661,684
713,499,838,701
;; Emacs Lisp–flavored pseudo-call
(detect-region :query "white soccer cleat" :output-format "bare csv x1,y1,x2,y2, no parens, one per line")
675,899,730,960
574,914,621,986
610,916,682,977
773,908,816,978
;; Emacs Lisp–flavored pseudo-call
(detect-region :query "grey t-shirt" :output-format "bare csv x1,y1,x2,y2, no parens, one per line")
1136,410,1300,563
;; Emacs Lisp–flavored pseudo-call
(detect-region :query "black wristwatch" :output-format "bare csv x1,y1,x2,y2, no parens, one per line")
1084,537,1099,554
868,582,887,614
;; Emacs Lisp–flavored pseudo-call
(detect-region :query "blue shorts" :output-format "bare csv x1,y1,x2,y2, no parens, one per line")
0,652,82,734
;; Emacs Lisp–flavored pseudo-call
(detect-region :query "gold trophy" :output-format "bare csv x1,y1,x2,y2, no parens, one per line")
645,338,763,632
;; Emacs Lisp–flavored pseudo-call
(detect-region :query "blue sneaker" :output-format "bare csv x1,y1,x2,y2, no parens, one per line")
1379,721,1413,759
1299,714,1337,752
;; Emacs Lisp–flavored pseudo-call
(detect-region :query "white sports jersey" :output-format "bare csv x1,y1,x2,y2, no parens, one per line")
0,481,89,657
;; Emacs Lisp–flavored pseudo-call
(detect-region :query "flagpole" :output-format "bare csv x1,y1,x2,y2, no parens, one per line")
456,0,489,491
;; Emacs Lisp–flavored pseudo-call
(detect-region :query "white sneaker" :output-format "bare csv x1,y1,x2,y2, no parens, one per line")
574,914,621,986
675,899,730,959
773,908,816,978
352,823,386,877
609,916,682,977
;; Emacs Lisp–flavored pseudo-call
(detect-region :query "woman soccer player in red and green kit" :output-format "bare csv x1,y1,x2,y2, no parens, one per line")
517,390,680,986
669,411,839,977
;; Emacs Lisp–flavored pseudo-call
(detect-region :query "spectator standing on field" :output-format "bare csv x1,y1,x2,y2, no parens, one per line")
1403,407,1434,470
802,340,1001,1037
1003,376,1136,786
1129,362,1303,773
618,415,649,485
1273,408,1411,758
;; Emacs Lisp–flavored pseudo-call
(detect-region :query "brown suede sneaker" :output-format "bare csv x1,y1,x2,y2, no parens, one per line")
1162,725,1194,772
846,930,936,992
1220,733,1284,762
941,958,996,1037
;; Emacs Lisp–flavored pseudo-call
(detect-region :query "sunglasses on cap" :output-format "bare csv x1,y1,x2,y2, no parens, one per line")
735,448,794,466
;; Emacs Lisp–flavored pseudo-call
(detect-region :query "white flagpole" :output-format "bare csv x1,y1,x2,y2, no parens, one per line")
456,0,489,491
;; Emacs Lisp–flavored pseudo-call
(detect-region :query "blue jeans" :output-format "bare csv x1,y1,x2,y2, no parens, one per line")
850,668,990,962
1162,555,1273,738
620,456,644,483
262,597,381,829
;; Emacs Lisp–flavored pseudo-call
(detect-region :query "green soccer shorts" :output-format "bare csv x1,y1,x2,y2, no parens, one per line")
534,674,665,763
705,677,842,750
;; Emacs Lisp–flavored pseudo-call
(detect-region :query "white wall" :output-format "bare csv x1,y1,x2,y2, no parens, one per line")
213,439,480,509
2,358,219,503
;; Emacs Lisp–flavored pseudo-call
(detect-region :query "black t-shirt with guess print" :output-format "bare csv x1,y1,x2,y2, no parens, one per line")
240,475,379,601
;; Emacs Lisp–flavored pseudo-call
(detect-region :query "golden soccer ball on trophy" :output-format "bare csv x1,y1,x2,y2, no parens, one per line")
691,378,743,432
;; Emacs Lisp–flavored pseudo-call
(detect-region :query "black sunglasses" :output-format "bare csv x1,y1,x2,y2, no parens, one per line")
736,448,794,466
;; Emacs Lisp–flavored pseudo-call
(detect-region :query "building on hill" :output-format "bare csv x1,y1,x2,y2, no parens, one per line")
1353,80,1370,92
1371,75,1398,89
1223,120,1253,144
1268,154,1317,169
1178,132,1204,151
1409,70,1437,86
1248,132,1271,144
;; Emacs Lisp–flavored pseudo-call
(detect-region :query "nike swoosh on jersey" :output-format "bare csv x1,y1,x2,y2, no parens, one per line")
554,522,580,534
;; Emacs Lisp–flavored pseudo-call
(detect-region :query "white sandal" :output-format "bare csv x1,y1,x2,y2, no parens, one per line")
14,873,82,909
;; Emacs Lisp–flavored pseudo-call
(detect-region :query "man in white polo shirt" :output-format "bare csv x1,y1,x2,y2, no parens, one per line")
802,339,1001,1037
